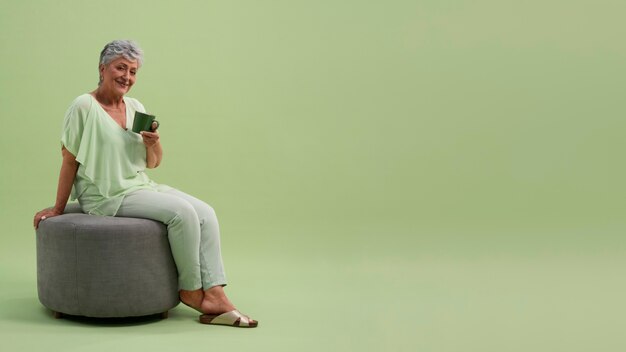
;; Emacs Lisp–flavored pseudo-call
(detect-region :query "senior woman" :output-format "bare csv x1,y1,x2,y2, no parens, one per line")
33,40,257,328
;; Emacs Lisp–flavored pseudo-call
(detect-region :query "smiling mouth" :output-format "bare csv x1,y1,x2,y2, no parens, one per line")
116,80,129,88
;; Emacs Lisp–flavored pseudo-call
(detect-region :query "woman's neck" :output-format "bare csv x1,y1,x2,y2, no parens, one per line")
92,88,124,108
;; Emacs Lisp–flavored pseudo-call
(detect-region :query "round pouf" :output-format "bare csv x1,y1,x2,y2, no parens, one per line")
36,204,180,318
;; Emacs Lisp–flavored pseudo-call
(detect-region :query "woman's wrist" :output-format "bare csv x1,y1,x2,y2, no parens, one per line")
52,204,66,214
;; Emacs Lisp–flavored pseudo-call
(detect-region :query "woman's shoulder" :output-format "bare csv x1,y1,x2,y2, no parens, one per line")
124,96,146,113
67,93,95,112
63,94,94,127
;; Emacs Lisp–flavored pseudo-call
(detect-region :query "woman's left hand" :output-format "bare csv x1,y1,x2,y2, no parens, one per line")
140,122,160,148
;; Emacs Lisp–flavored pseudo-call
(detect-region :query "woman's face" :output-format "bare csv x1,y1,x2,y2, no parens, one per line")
99,57,139,96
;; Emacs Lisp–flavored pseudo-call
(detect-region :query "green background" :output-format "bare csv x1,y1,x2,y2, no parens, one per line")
1,0,625,351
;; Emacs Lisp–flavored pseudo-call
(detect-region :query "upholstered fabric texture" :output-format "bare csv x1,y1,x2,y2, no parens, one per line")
36,204,180,318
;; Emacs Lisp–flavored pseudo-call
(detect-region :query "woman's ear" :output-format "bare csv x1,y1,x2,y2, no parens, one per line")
98,64,105,84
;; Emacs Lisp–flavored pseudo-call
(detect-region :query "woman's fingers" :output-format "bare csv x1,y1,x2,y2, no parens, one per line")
34,209,59,229
140,131,160,147
34,211,48,229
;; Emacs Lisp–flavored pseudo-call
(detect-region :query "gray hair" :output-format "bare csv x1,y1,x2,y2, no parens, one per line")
99,40,144,67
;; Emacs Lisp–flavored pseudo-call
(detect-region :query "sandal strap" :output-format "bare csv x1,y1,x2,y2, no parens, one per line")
211,310,251,327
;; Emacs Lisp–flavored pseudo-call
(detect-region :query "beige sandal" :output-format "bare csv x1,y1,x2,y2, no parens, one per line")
199,310,258,328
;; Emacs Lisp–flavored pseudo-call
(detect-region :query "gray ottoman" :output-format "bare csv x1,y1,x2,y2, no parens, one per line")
36,203,180,318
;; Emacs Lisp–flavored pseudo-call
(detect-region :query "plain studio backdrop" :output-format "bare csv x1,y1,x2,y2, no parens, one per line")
0,1,625,351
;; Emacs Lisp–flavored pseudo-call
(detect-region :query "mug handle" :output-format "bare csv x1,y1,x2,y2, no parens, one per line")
151,120,160,131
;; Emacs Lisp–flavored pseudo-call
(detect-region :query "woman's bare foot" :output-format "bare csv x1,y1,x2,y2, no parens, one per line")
200,286,236,315
200,286,257,325
182,286,257,325
179,289,204,312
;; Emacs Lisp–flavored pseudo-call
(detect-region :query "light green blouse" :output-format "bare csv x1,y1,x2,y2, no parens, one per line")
61,94,166,216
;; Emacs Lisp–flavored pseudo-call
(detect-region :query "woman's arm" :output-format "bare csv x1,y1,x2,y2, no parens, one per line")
33,147,79,229
145,138,163,168
141,122,162,168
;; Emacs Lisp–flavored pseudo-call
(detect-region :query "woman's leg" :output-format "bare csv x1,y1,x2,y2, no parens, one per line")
160,187,227,289
115,189,202,290
119,187,254,323
158,187,245,317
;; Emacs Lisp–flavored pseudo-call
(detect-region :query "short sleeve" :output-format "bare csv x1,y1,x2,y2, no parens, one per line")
60,95,90,157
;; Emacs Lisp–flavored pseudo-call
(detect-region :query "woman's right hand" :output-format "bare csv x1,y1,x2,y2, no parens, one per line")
34,208,63,229
34,146,78,230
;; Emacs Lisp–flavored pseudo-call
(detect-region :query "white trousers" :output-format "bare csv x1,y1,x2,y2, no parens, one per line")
116,186,227,290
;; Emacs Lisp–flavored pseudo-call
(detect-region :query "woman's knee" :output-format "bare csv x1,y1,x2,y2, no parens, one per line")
173,200,200,223
145,196,199,226
197,202,218,225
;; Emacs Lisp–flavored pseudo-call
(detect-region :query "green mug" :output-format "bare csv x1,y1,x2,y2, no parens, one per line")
132,111,159,133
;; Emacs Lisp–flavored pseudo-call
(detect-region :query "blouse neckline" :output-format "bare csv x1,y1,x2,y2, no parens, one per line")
88,93,131,131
